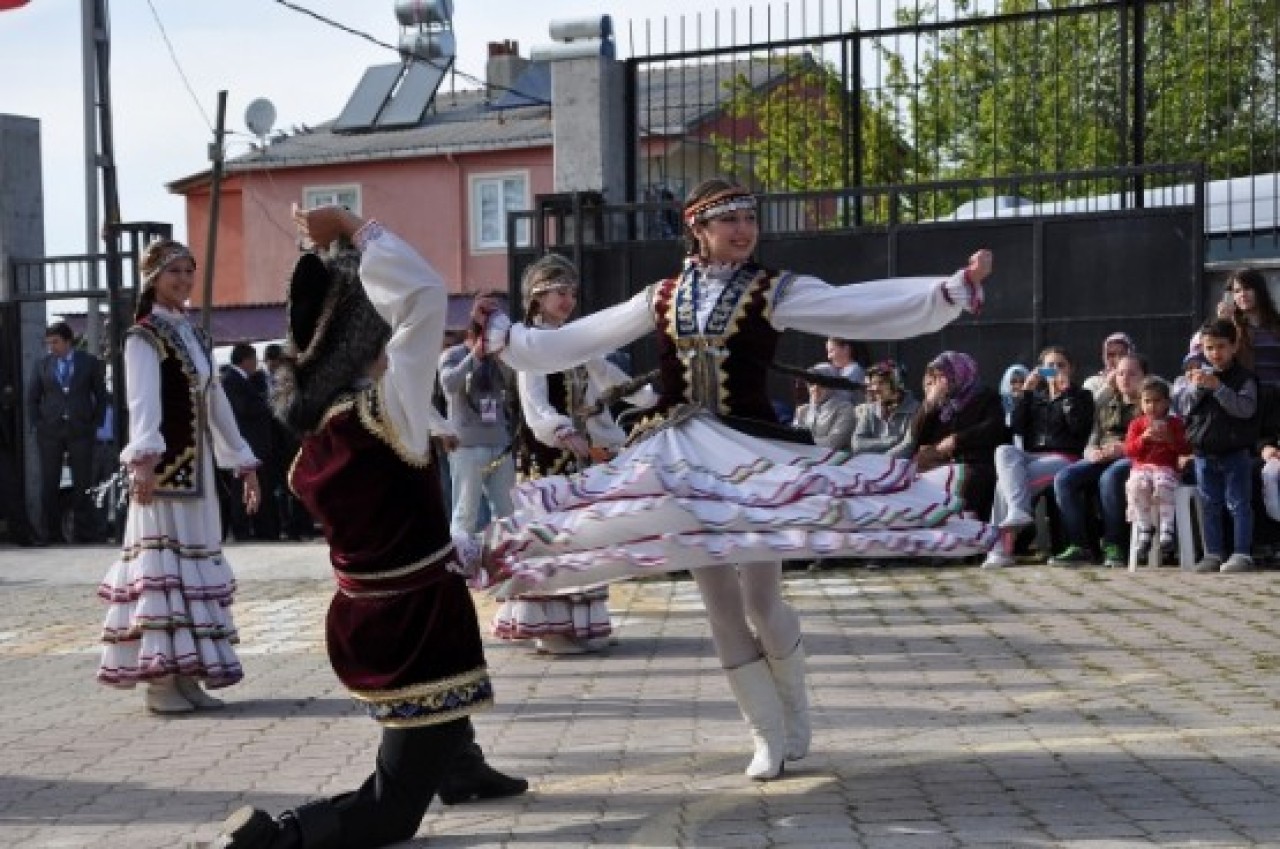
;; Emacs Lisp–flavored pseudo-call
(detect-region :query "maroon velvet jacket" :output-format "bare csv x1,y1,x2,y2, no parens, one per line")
290,387,493,727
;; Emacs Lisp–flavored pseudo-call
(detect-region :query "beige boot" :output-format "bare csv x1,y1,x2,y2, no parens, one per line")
724,658,786,780
145,676,195,715
175,675,225,709
766,642,811,760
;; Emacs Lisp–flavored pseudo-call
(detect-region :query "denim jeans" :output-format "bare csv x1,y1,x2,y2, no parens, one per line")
1194,449,1254,558
449,444,516,537
1053,457,1132,550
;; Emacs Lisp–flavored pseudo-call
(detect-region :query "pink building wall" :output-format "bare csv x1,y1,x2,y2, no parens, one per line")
181,146,554,307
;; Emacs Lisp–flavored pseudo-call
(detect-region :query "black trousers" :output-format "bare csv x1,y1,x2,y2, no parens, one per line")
321,716,475,848
35,426,96,542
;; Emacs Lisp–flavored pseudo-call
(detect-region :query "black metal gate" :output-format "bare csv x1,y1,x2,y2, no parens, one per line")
511,165,1203,399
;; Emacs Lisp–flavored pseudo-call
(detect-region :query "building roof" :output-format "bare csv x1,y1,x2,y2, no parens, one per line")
168,57,790,192
64,294,503,346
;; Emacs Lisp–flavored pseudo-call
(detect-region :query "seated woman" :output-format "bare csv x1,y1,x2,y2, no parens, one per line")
911,352,1010,520
982,346,1094,568
849,360,919,459
1081,332,1137,398
998,363,1029,428
794,363,857,450
1051,352,1149,567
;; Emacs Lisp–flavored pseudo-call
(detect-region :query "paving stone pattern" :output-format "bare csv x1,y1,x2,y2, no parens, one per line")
2,548,1279,848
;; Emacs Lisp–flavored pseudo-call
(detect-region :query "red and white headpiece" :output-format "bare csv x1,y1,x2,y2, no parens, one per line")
683,188,757,227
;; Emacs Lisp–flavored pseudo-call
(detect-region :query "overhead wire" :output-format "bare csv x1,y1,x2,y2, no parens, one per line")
145,0,214,131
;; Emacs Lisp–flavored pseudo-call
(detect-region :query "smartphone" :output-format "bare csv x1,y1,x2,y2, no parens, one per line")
1200,363,1216,374
1037,366,1058,379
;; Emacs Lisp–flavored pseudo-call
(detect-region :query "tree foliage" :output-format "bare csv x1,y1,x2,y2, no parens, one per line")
892,0,1280,190
707,1,1279,216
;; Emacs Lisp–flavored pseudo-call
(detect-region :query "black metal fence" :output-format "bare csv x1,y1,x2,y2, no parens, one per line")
510,164,1203,403
623,0,1278,262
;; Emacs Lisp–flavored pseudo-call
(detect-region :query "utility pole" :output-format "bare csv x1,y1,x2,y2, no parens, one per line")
85,0,128,442
201,92,228,339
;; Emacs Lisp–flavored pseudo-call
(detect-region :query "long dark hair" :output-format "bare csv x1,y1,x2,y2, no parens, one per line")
1228,268,1280,330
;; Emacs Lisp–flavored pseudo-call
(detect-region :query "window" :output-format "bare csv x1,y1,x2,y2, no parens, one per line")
303,184,362,214
470,172,530,251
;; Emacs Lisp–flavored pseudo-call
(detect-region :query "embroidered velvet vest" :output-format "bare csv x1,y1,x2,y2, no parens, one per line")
127,315,207,497
515,368,587,481
651,262,787,424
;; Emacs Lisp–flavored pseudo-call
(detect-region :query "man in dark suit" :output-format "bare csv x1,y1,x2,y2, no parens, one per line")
25,321,108,543
221,343,279,541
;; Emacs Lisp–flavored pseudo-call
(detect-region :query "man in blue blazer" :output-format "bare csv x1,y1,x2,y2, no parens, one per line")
25,321,108,543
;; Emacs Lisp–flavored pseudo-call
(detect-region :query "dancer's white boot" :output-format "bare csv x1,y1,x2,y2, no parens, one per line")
766,641,811,760
724,658,787,780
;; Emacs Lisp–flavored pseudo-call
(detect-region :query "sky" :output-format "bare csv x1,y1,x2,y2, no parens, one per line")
0,0,875,257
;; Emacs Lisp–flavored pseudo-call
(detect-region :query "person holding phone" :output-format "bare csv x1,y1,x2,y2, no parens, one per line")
982,346,1093,568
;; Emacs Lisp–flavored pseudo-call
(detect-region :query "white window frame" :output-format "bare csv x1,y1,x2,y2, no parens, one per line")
303,184,363,215
469,171,531,252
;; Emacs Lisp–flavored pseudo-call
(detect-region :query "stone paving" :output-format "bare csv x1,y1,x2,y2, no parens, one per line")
1,542,1280,848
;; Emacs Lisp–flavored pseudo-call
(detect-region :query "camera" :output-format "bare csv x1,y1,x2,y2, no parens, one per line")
1036,366,1058,379
1200,363,1216,374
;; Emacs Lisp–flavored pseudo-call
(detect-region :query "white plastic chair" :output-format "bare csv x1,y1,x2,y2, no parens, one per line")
1128,484,1203,570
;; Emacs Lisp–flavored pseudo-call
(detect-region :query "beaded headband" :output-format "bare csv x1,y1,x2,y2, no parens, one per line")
141,245,196,286
526,276,578,299
683,189,757,226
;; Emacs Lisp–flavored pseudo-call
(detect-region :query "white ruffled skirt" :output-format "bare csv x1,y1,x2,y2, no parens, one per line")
492,586,612,641
492,410,996,594
96,477,243,689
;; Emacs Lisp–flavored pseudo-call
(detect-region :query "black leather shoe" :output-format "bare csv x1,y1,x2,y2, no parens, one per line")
214,806,296,849
437,762,529,805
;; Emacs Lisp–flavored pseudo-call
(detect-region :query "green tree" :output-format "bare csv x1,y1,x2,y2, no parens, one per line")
890,0,1279,208
709,55,912,224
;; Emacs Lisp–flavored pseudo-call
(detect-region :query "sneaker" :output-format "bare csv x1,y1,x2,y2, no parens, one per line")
1192,555,1223,573
1159,533,1177,561
982,550,1016,569
1220,553,1255,573
1133,531,1154,564
1050,545,1092,566
999,507,1036,530
1102,542,1125,569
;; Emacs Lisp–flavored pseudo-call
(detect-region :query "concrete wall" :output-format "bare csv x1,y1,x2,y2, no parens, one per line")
0,114,48,519
551,57,625,204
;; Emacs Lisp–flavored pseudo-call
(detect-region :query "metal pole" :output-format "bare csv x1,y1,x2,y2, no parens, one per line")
201,91,228,340
91,0,127,446
81,0,101,351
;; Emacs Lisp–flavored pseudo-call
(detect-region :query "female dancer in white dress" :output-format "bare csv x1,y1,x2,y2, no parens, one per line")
494,254,657,653
477,178,995,780
96,239,261,714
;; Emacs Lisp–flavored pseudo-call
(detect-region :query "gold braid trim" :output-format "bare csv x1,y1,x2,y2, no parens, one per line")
348,666,495,728
356,385,433,469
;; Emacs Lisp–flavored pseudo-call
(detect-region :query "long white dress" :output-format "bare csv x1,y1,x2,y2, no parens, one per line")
491,264,998,594
96,305,258,689
492,348,657,642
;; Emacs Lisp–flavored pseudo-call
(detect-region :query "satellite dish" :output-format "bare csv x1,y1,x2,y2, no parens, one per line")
245,98,277,142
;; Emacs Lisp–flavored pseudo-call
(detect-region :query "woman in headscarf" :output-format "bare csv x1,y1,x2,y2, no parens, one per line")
998,363,1029,428
475,177,996,782
1082,332,1137,398
96,239,261,714
910,351,1010,520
